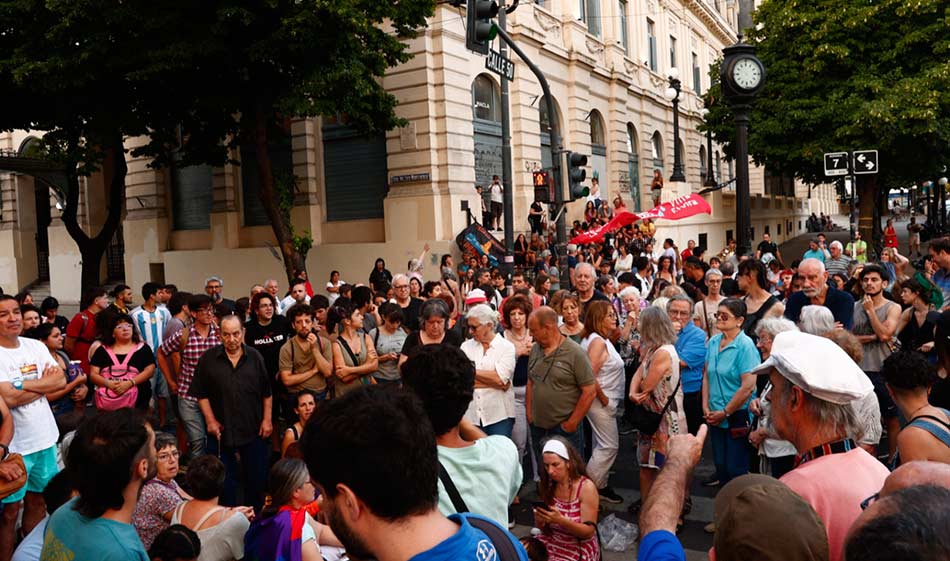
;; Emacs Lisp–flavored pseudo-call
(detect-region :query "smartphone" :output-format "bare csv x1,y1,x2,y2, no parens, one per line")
532,501,550,511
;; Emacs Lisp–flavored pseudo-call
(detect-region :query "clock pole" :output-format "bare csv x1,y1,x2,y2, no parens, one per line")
720,37,765,259
732,102,752,258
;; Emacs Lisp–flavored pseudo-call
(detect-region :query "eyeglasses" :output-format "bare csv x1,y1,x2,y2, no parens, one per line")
860,492,879,510
715,312,735,321
157,450,180,462
393,284,409,290
668,310,691,318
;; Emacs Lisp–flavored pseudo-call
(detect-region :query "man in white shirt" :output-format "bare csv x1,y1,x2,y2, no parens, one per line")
0,295,66,561
280,278,310,315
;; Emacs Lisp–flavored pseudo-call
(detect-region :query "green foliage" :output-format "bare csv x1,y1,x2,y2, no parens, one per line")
702,0,950,187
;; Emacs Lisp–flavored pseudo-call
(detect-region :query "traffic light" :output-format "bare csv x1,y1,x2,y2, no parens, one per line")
533,170,552,203
466,0,499,55
567,152,589,201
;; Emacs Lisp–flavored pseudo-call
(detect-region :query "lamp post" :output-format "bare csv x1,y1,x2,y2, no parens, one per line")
665,68,686,183
700,107,716,187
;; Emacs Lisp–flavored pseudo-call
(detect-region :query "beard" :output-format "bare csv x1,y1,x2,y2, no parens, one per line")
323,502,374,561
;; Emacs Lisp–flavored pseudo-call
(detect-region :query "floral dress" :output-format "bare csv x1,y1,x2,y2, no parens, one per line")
636,344,686,469
132,478,185,550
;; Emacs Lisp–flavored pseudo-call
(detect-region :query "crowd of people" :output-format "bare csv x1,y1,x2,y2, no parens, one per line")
0,211,947,561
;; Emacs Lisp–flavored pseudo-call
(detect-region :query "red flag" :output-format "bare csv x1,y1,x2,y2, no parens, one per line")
569,193,712,245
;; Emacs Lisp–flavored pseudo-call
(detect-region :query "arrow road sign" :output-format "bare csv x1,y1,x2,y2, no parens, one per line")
853,150,878,175
824,152,850,177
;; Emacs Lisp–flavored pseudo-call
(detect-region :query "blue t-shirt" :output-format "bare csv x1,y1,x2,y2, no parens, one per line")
41,498,149,561
705,331,760,426
802,249,826,262
409,513,528,561
637,530,685,561
674,322,707,394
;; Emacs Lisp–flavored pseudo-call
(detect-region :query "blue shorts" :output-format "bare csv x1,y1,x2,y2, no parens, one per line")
3,445,59,503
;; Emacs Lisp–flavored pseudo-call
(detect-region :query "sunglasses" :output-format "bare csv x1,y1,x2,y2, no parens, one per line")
715,312,736,320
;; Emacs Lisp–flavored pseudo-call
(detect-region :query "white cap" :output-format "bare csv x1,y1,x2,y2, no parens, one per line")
464,288,487,306
750,331,873,405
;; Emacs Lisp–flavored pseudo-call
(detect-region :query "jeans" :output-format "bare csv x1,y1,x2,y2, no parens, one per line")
206,436,270,512
710,425,750,484
178,399,206,462
682,391,704,436
585,398,619,489
512,386,536,480
481,418,515,438
530,422,585,466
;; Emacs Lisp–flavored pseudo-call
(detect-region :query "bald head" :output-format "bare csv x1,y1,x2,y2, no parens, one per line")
881,461,950,498
530,306,558,327
799,258,828,298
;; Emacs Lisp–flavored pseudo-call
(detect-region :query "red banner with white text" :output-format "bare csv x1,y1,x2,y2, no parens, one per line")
569,193,712,245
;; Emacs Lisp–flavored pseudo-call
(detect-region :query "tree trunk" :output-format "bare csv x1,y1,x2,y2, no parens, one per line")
251,106,306,284
61,132,127,296
857,174,880,261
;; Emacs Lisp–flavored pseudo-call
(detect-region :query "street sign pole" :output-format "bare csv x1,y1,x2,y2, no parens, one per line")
498,4,515,283
494,25,568,288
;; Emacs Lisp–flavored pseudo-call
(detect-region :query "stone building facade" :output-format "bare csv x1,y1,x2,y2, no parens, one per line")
0,0,842,303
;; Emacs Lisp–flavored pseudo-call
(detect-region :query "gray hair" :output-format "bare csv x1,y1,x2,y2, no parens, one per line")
799,305,835,335
639,306,678,348
775,379,861,442
619,286,641,301
705,268,723,280
720,261,736,276
575,262,595,277
467,303,499,326
830,240,843,251
392,273,410,286
205,276,223,286
419,298,449,322
799,258,826,275
755,317,799,340
666,293,694,313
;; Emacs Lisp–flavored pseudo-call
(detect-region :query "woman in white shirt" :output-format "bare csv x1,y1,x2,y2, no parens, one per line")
580,301,626,504
614,243,634,276
693,268,726,337
461,304,517,437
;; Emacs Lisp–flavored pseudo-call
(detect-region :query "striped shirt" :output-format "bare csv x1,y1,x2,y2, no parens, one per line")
130,306,172,355
159,323,220,402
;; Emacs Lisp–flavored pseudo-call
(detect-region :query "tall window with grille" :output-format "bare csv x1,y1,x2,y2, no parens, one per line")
669,35,677,69
647,19,657,71
692,52,702,93
618,0,628,52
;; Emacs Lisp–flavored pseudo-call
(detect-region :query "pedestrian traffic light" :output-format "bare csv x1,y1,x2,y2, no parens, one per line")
533,170,552,203
567,152,589,201
466,0,499,55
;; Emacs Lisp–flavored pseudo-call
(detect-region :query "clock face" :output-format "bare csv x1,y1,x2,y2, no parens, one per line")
732,58,762,90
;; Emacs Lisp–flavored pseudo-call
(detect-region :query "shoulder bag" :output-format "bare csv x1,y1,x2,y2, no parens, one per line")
0,454,26,500
630,374,681,436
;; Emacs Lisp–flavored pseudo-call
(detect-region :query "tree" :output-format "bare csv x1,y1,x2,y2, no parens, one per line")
0,0,435,293
135,0,435,283
0,0,225,292
702,0,950,247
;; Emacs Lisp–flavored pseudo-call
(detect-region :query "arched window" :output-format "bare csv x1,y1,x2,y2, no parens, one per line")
651,131,664,171
539,96,562,170
699,145,707,184
473,74,503,190
626,124,641,211
472,74,501,123
589,110,606,147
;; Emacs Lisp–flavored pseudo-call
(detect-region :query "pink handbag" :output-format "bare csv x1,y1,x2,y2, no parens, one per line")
94,343,143,410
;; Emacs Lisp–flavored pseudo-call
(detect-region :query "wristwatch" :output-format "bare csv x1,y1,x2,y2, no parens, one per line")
11,377,22,391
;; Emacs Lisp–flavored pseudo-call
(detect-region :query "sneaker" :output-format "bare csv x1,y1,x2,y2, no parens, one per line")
702,477,721,487
704,522,717,534
598,487,624,504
